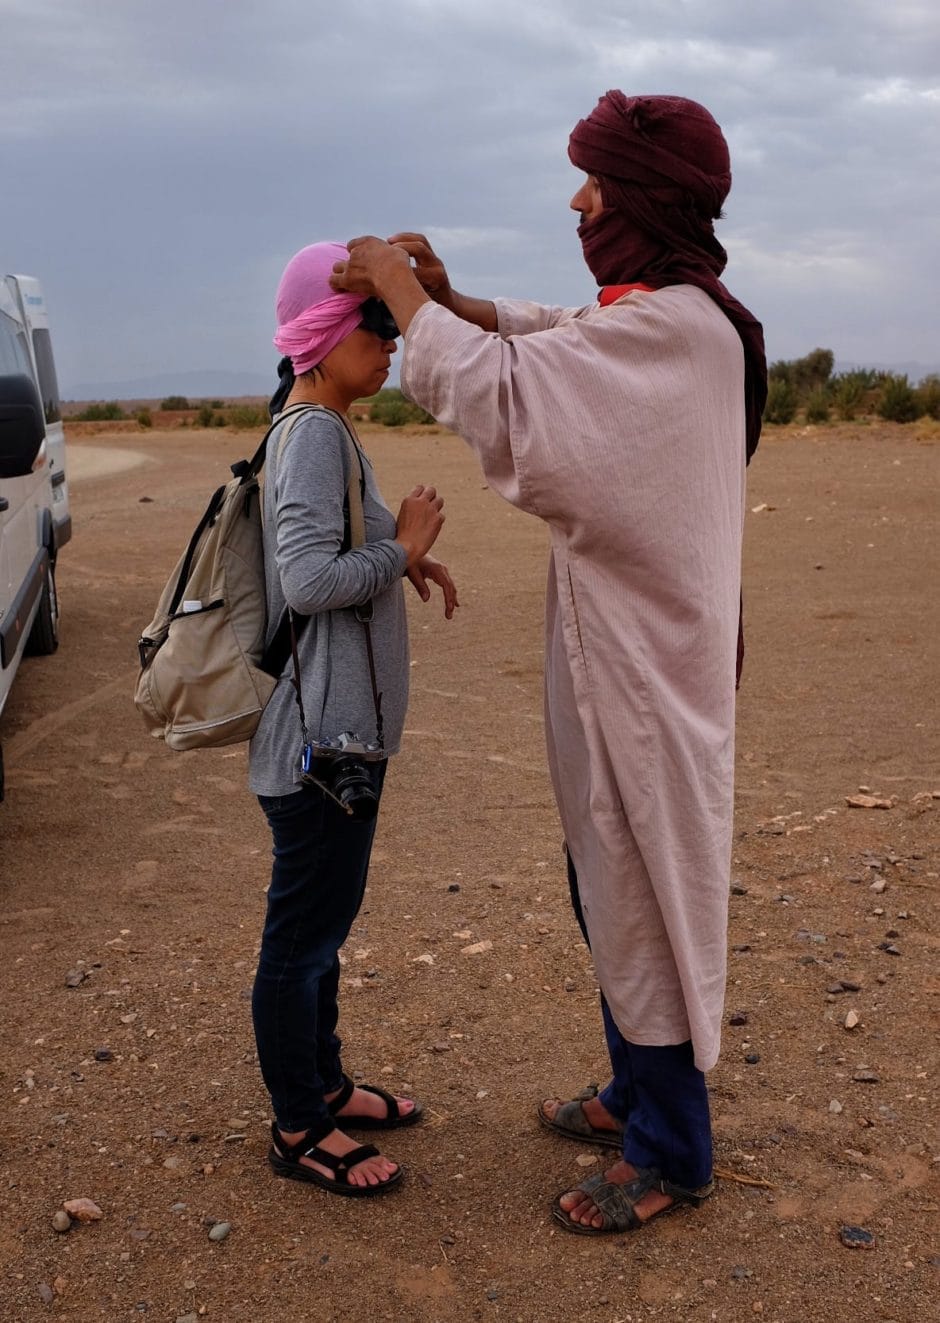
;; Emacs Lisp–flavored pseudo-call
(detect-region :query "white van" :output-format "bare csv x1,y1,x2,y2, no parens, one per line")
0,273,70,799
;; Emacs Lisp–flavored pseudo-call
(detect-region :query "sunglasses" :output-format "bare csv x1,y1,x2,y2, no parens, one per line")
359,297,400,341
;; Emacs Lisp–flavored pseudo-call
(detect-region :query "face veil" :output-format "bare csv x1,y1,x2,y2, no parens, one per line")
569,92,767,464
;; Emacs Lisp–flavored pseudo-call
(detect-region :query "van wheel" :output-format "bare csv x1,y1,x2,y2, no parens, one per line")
26,557,59,656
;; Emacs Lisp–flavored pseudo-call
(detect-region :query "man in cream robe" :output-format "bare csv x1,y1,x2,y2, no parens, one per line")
332,91,765,1235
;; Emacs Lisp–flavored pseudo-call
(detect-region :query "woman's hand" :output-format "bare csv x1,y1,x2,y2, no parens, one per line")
407,554,459,619
386,233,455,311
395,485,444,568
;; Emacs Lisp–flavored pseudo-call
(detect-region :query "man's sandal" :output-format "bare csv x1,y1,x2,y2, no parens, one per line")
327,1073,424,1130
537,1096,624,1148
267,1122,403,1197
551,1166,714,1235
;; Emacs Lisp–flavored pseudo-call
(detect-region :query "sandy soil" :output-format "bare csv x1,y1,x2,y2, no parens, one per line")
0,421,937,1323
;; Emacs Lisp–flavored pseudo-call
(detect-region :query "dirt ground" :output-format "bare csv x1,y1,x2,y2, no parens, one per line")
1,420,937,1323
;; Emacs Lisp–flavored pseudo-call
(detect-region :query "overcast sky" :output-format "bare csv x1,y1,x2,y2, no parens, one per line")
3,0,938,394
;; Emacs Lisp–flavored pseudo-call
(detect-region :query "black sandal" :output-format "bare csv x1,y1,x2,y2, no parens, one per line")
267,1122,403,1197
326,1073,424,1130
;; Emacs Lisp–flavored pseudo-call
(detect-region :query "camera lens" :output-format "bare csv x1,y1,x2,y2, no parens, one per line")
330,756,379,823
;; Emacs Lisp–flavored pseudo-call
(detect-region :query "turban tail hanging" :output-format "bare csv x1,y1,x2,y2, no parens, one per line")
569,92,767,464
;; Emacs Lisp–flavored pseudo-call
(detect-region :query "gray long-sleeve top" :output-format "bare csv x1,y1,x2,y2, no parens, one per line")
248,407,409,797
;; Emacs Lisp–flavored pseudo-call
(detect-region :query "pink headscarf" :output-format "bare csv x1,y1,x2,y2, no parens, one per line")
273,242,366,375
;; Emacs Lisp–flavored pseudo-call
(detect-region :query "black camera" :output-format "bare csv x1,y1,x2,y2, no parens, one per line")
300,731,384,822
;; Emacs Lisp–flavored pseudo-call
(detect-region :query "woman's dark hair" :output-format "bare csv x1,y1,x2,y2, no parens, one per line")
269,356,323,418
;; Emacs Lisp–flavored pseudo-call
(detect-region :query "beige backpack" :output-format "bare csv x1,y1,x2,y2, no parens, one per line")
134,403,364,750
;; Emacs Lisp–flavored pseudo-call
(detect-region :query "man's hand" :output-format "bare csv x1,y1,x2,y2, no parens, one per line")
407,554,459,620
387,233,455,310
331,237,431,335
330,236,412,297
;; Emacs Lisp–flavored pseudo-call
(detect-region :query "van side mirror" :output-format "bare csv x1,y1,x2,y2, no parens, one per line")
0,373,45,479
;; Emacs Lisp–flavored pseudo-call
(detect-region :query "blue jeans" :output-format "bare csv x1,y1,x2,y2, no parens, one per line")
252,765,386,1133
566,851,713,1189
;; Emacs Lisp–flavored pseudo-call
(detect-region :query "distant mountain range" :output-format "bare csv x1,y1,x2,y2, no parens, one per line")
64,358,933,403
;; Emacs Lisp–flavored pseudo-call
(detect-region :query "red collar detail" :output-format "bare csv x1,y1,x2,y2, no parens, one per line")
598,283,655,306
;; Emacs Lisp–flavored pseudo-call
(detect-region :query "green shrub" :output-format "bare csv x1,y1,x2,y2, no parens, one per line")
228,404,267,428
211,412,227,427
371,398,410,427
76,401,125,421
763,378,797,425
831,373,867,421
804,389,830,424
136,408,153,428
367,388,435,427
207,399,224,410
161,395,190,410
196,405,214,427
878,375,921,423
915,374,940,420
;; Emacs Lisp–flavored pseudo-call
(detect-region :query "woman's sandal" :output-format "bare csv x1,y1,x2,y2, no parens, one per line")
326,1073,424,1130
267,1122,403,1197
551,1165,714,1235
537,1096,624,1148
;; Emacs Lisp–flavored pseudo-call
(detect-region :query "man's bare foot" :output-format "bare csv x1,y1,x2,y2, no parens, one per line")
558,1159,674,1229
540,1093,621,1135
325,1082,417,1124
274,1125,399,1188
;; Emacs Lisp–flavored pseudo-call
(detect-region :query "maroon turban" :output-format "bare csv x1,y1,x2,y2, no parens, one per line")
569,92,767,464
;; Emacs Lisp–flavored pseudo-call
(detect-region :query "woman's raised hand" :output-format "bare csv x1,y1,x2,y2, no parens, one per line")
395,485,445,567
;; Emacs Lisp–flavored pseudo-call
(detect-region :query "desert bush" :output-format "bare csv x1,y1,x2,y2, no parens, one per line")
916,374,940,420
804,389,830,423
831,372,867,420
878,375,921,424
192,407,227,428
371,398,410,427
207,399,224,410
763,378,797,425
161,395,190,410
769,348,834,403
368,388,435,427
136,408,153,428
76,401,125,421
228,404,267,428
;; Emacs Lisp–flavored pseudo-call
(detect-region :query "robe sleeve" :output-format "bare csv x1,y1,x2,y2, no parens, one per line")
401,300,586,519
493,298,587,338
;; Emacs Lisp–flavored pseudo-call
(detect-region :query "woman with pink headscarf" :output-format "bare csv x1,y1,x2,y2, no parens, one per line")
248,242,456,1197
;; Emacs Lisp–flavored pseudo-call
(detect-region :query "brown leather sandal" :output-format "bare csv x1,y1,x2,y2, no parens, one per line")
552,1166,713,1235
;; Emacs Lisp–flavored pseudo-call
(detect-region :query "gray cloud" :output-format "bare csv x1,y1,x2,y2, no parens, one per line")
3,0,937,391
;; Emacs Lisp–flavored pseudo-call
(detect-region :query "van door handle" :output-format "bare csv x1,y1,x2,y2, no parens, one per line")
0,497,9,512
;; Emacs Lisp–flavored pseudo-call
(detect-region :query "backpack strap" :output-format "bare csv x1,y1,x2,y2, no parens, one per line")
258,405,367,679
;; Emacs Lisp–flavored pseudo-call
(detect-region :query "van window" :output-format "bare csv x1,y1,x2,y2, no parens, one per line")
31,328,61,423
0,310,32,377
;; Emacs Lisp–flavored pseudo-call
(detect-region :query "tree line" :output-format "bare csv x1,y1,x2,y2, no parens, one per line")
764,349,939,425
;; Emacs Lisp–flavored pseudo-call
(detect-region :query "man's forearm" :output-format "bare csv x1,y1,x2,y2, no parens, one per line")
447,292,498,332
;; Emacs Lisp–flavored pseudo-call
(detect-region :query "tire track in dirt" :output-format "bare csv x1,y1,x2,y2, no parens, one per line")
2,671,137,765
